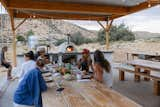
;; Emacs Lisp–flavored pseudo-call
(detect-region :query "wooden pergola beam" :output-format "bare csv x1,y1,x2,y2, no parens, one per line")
13,12,112,21
0,0,8,9
0,0,10,14
15,18,27,30
97,21,105,31
7,0,129,15
128,1,159,13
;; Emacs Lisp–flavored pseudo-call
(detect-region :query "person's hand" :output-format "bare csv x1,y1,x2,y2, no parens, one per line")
82,70,87,75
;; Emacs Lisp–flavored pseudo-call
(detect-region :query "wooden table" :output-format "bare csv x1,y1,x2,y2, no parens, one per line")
127,59,160,95
42,80,141,107
126,52,160,61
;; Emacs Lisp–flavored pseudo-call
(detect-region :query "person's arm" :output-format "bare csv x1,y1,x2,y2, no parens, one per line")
27,71,43,107
77,59,82,69
38,71,47,92
93,64,103,83
88,58,94,72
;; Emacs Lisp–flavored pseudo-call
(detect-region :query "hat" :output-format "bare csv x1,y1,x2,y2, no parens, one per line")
37,47,45,52
82,49,90,54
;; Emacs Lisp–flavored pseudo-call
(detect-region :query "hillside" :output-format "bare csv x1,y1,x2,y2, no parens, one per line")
134,31,160,39
0,15,97,43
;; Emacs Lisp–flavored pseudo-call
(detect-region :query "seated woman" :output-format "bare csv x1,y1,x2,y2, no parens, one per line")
19,51,36,83
78,49,93,74
13,59,47,107
93,50,113,88
0,46,12,80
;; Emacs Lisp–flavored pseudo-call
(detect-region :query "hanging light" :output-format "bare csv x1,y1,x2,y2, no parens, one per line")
148,3,151,7
148,0,151,8
158,0,160,8
33,15,36,18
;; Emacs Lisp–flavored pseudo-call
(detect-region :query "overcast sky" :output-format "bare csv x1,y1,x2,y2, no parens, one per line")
67,5,160,33
1,3,160,33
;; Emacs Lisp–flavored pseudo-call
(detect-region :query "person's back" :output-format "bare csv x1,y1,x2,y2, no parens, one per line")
19,60,36,82
102,68,113,88
14,59,47,107
19,51,36,83
93,50,113,88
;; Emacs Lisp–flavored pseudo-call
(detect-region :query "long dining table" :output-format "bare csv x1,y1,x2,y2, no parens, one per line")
126,52,160,61
42,80,141,107
127,59,160,95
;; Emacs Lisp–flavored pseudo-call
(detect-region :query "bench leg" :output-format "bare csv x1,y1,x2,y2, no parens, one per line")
154,80,160,96
135,67,141,82
119,70,125,81
143,70,150,81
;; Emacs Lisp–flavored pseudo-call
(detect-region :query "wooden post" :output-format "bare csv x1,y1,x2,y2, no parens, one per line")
126,53,129,61
143,69,150,81
9,10,17,67
97,19,113,50
105,18,113,50
154,80,160,96
135,67,141,82
119,70,125,81
106,31,109,50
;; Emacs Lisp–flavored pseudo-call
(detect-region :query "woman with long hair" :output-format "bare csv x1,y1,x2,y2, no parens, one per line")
93,50,113,88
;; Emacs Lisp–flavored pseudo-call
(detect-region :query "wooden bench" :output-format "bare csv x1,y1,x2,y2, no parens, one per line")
115,64,160,95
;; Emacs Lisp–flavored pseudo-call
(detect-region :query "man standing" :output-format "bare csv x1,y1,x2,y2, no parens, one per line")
0,46,12,80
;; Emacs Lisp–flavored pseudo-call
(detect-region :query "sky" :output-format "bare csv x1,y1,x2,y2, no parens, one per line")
66,5,160,33
1,3,160,33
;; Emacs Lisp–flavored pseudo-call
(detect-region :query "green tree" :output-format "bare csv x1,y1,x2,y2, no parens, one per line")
97,23,135,44
70,32,94,45
26,29,34,38
55,39,66,46
16,35,25,42
55,32,94,46
71,32,84,45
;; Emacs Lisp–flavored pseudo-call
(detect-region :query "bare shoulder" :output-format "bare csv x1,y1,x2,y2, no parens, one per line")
93,63,103,72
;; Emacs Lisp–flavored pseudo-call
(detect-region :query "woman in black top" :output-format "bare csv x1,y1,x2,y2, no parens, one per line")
0,46,12,79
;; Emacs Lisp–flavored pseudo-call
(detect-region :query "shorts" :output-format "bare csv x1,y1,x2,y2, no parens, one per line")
13,103,34,107
1,62,11,68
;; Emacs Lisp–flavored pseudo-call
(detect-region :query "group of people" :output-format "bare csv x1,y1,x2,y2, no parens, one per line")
1,46,112,107
0,46,49,107
78,49,113,88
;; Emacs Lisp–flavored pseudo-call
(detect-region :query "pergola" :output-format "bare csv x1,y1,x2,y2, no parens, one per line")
0,0,159,66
